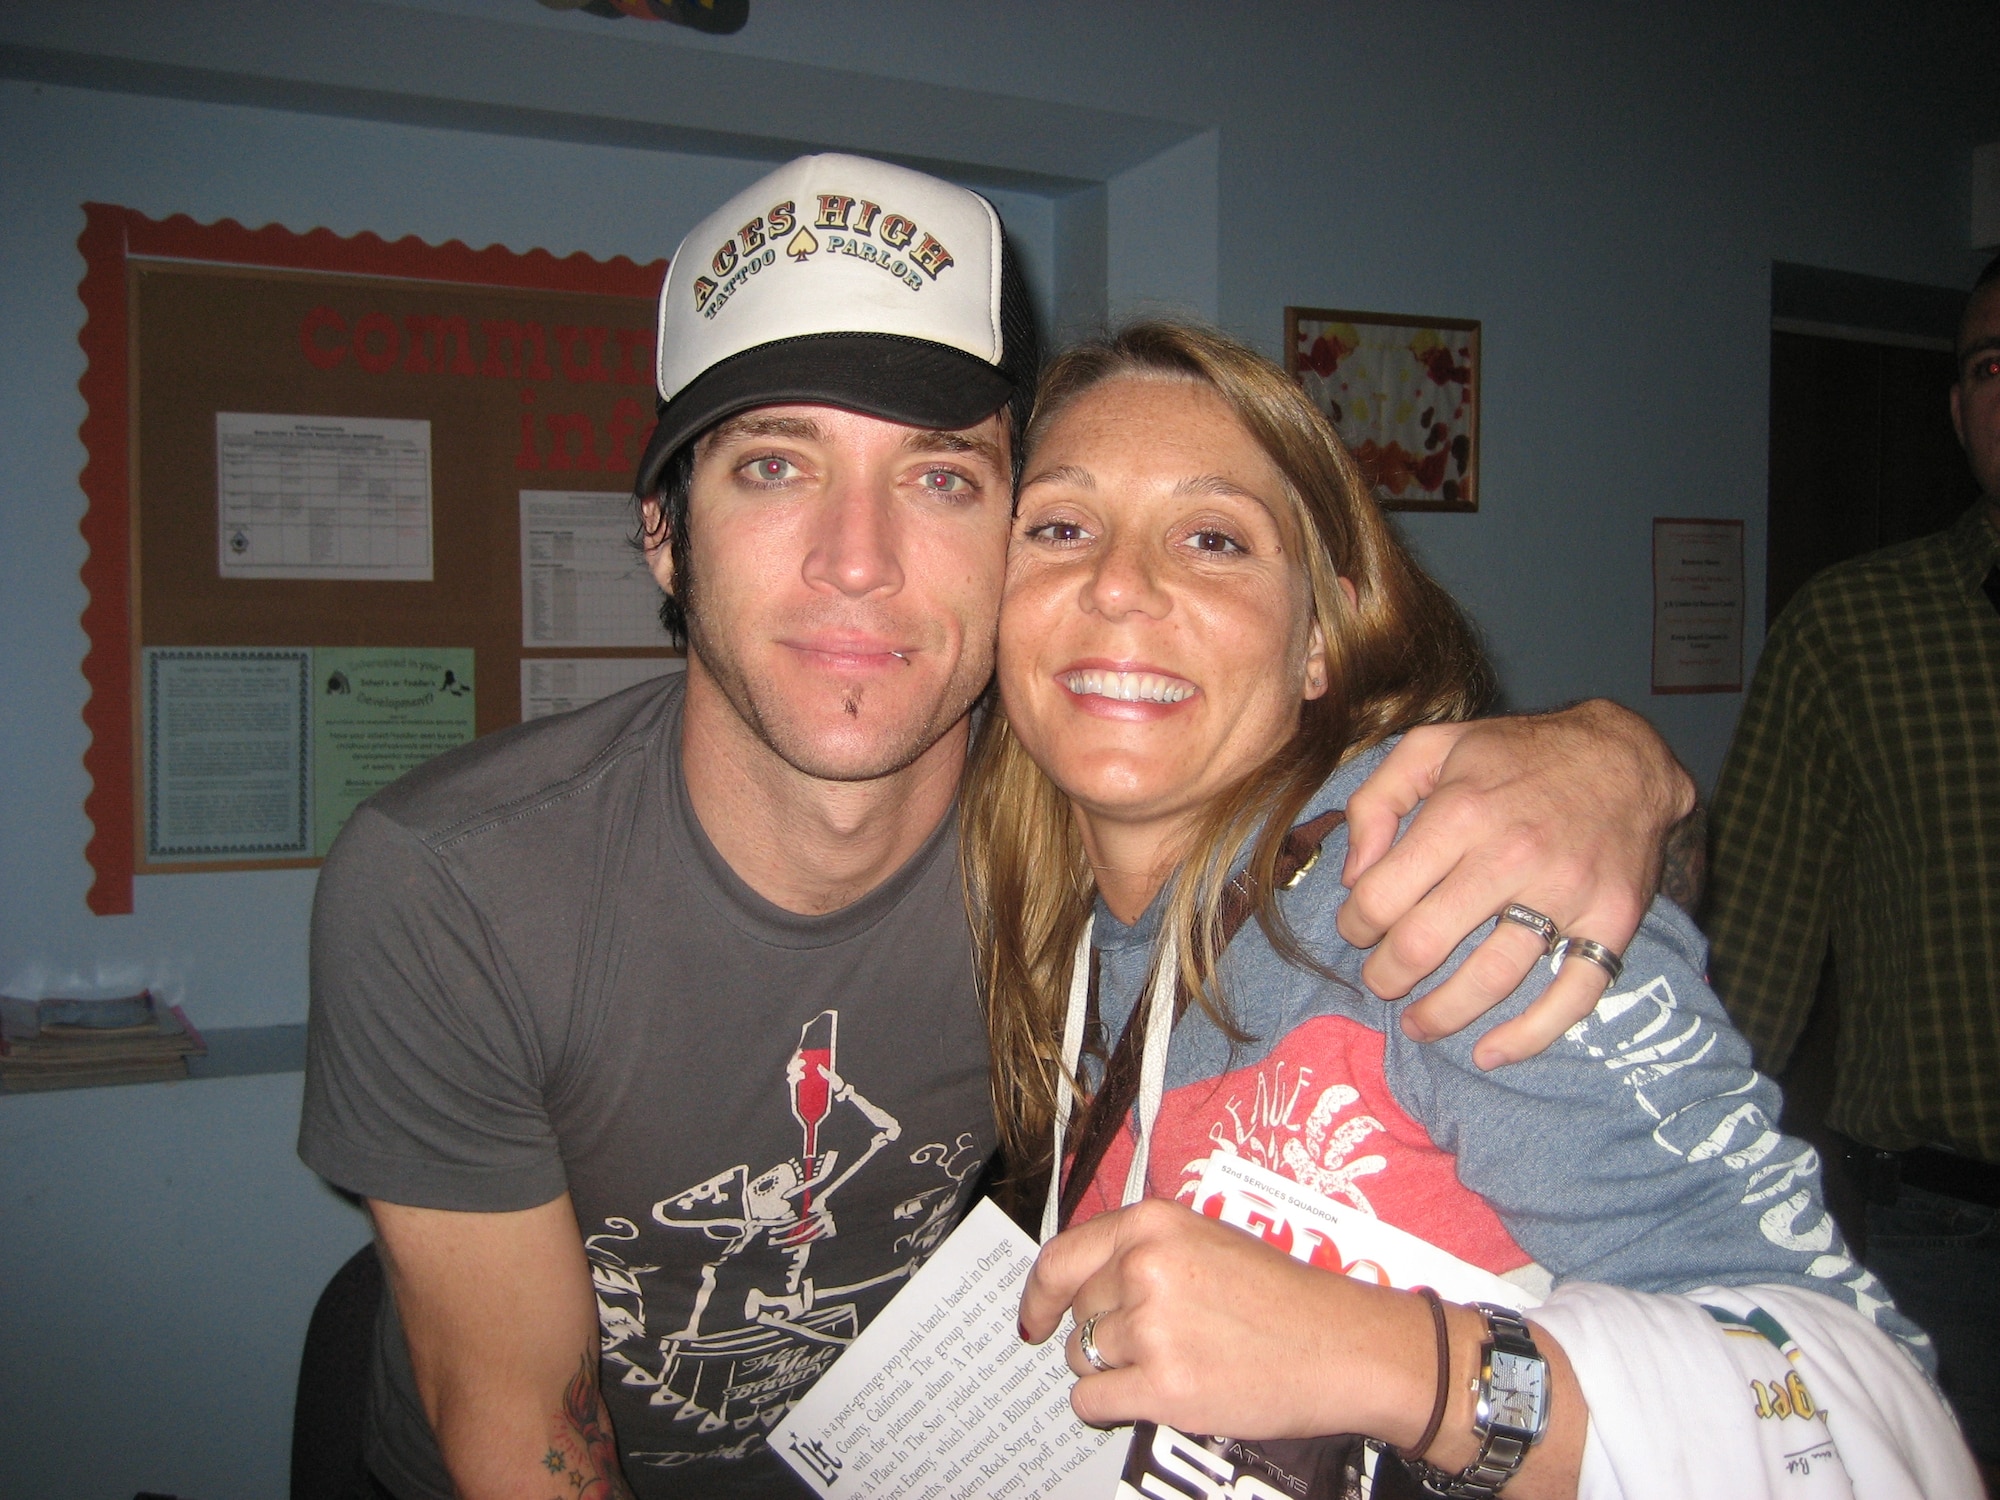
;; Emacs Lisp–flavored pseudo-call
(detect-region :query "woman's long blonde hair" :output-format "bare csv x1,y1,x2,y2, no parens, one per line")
961,320,1492,1181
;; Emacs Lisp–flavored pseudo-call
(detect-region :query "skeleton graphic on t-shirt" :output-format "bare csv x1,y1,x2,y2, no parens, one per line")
586,1009,979,1464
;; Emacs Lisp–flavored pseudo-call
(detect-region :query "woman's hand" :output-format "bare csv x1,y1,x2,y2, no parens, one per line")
1019,1198,1588,1498
1016,1197,1447,1445
1338,700,1697,1068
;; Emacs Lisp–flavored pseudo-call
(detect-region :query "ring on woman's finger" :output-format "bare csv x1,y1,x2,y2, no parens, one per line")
1551,934,1624,984
1078,1311,1116,1373
1498,902,1559,953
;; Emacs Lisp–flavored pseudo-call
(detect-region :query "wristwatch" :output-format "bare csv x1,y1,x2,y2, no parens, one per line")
1414,1304,1549,1498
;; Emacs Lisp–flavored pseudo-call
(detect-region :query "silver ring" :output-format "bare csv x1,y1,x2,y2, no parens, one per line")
1552,935,1624,985
1499,902,1559,953
1078,1311,1114,1373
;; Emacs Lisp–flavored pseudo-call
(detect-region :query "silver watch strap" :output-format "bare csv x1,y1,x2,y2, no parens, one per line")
1413,1304,1545,1499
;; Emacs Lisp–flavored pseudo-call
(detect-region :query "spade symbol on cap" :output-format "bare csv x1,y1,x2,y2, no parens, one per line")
786,228,819,262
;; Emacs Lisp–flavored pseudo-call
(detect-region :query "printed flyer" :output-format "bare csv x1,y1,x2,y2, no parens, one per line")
771,1198,1124,1499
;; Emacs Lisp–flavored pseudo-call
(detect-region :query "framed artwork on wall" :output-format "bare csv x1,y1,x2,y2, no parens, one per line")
1285,306,1480,512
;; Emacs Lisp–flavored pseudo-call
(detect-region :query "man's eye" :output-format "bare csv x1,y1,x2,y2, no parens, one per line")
744,456,798,482
1974,355,2000,381
920,468,972,495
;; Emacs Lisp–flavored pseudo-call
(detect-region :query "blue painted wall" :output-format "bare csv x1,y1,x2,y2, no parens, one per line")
1,3,1995,1494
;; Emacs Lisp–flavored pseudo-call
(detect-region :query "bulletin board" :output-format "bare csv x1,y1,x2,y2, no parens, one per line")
76,206,674,913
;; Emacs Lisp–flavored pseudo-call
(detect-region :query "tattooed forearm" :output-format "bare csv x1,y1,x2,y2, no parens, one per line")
1658,802,1707,913
540,1352,635,1500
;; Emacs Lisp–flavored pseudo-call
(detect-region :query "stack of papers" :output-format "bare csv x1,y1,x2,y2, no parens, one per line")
0,991,207,1092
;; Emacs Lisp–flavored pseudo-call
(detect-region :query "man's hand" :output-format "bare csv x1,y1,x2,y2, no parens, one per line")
371,1194,636,1500
1338,701,1695,1067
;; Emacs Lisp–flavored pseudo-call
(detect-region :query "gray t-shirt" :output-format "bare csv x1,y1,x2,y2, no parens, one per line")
299,674,995,1498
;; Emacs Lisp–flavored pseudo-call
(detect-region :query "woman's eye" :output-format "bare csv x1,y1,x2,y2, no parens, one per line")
1187,528,1246,554
1025,519,1090,545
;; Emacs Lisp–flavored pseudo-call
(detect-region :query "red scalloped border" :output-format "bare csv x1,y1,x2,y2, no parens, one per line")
74,206,668,914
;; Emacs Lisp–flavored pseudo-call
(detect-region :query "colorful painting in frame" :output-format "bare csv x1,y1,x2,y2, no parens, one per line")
1285,307,1480,512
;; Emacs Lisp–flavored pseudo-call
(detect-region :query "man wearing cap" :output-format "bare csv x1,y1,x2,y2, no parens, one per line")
299,154,1693,1499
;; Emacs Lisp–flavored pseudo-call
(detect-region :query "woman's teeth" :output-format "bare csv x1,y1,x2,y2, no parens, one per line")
1060,670,1194,704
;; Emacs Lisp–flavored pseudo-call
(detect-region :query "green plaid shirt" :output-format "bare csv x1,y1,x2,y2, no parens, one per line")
1707,498,2000,1162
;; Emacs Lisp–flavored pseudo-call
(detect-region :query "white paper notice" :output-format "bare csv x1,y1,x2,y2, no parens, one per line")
520,657,684,721
1651,517,1745,694
143,647,312,860
216,414,432,580
1191,1151,1540,1308
771,1198,1125,1500
520,490,666,647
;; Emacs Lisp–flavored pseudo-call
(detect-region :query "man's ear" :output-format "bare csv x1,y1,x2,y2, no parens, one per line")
640,498,675,593
1951,381,1966,451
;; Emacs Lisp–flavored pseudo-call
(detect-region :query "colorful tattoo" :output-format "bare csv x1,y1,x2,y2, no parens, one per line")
542,1352,635,1500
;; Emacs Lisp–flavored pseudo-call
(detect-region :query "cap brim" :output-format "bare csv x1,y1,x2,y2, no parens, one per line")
633,333,1015,496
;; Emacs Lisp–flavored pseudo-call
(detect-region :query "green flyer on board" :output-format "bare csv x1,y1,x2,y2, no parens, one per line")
312,648,475,855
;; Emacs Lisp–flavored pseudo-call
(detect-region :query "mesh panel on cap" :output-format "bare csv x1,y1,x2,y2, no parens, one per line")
997,234,1042,440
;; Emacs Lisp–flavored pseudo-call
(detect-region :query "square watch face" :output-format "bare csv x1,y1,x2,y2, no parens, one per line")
1487,1350,1546,1432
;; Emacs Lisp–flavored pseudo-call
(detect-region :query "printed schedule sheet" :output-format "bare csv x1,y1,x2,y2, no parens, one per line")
215,414,432,580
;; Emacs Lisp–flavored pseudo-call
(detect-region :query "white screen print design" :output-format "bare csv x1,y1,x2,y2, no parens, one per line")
586,1010,983,1467
215,414,432,580
1568,973,1905,1332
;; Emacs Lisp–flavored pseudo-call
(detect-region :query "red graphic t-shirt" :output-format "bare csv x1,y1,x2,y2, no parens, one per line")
1066,1015,1531,1275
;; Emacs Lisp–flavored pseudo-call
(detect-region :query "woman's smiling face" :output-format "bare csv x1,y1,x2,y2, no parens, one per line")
1000,374,1329,858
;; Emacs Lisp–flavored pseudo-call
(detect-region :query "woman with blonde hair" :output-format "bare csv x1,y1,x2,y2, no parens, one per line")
966,322,1972,1497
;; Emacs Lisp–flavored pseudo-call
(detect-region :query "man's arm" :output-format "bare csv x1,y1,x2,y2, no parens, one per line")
370,1194,634,1500
1337,699,1696,1067
1702,610,1850,1072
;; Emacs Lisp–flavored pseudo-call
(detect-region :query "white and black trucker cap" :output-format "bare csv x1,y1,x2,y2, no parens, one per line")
634,153,1040,496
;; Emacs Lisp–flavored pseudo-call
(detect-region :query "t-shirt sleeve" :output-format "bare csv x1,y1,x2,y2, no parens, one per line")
1378,898,1933,1369
298,804,569,1213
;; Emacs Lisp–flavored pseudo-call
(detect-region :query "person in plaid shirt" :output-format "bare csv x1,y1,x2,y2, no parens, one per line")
1706,249,2000,1470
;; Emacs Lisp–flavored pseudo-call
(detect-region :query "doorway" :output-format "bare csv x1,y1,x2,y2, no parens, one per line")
1767,328,1977,624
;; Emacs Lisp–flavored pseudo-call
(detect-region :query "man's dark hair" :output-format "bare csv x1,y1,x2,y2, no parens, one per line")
1957,249,2000,369
1976,249,2000,297
636,440,697,648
